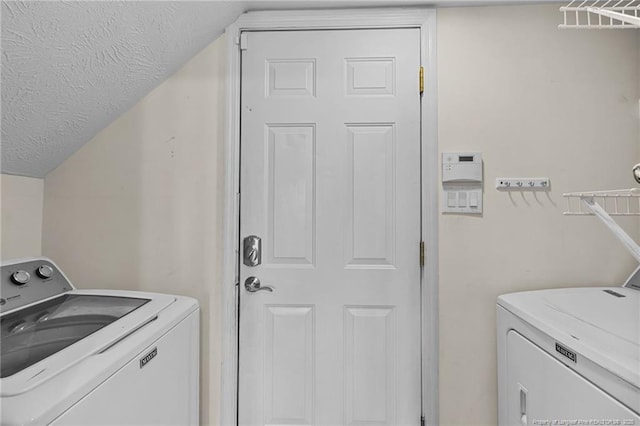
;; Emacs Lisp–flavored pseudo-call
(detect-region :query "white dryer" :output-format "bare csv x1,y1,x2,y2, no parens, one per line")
0,257,200,426
497,272,640,425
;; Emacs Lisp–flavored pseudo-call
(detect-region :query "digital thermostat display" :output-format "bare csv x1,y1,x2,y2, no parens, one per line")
458,156,474,162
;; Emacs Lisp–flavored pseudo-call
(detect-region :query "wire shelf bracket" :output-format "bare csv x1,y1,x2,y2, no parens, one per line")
564,189,640,263
560,1,640,29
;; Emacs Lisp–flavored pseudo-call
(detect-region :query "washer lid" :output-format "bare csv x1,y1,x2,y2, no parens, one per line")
498,287,640,389
0,289,177,397
1,293,150,378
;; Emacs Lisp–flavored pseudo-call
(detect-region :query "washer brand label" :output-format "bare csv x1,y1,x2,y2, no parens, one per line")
139,347,157,368
555,343,577,363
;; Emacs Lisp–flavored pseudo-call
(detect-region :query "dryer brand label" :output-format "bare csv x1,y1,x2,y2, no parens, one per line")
555,343,577,363
139,347,157,368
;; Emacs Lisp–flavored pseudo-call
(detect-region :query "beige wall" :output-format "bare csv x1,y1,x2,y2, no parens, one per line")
438,5,639,425
42,36,226,425
1,174,44,260
38,4,640,426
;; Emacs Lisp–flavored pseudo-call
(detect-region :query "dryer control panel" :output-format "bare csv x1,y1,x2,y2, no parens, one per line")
0,259,73,315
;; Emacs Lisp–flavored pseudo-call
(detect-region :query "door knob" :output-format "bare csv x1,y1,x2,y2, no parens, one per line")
244,276,273,293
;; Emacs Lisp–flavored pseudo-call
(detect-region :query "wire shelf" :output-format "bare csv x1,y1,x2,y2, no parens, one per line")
564,188,640,262
564,188,640,215
560,1,640,29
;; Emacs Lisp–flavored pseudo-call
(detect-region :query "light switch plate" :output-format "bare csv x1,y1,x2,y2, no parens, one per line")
442,188,483,214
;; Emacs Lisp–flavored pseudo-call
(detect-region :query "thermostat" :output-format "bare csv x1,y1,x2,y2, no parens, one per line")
442,152,483,214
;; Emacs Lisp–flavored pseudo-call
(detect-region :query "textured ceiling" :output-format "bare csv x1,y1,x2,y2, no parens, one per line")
1,0,558,178
1,1,246,177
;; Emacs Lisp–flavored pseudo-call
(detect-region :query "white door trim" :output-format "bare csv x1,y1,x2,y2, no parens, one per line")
220,8,438,426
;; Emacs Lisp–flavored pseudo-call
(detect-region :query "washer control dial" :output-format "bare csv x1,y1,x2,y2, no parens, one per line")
11,270,30,285
36,265,53,279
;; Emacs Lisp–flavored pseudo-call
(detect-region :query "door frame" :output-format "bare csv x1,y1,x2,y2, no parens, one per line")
221,8,438,426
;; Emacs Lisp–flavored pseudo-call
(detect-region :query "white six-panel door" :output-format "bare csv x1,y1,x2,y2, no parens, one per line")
239,29,422,425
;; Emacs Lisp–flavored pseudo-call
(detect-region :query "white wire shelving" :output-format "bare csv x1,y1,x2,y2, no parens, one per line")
560,1,640,29
564,188,640,216
564,188,640,262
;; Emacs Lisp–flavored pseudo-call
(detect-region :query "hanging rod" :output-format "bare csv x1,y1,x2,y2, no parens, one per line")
560,1,640,28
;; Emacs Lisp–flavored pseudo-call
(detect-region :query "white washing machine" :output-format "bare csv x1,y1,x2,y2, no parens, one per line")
497,271,640,426
0,257,200,426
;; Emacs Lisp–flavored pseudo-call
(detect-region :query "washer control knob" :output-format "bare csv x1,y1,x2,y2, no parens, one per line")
36,265,53,279
11,270,30,285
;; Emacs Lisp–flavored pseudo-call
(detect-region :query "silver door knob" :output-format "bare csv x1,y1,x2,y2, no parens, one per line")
244,276,273,293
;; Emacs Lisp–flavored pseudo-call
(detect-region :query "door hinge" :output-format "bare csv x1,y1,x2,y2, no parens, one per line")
420,241,425,267
419,66,424,95
421,415,425,426
239,33,248,51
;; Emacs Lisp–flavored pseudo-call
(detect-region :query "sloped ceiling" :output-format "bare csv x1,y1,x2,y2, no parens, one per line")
1,1,249,178
1,0,558,178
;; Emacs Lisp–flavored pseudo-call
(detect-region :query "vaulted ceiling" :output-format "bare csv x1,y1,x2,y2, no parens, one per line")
1,0,558,178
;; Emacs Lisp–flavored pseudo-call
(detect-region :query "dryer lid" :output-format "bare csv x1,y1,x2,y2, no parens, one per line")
498,286,640,389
